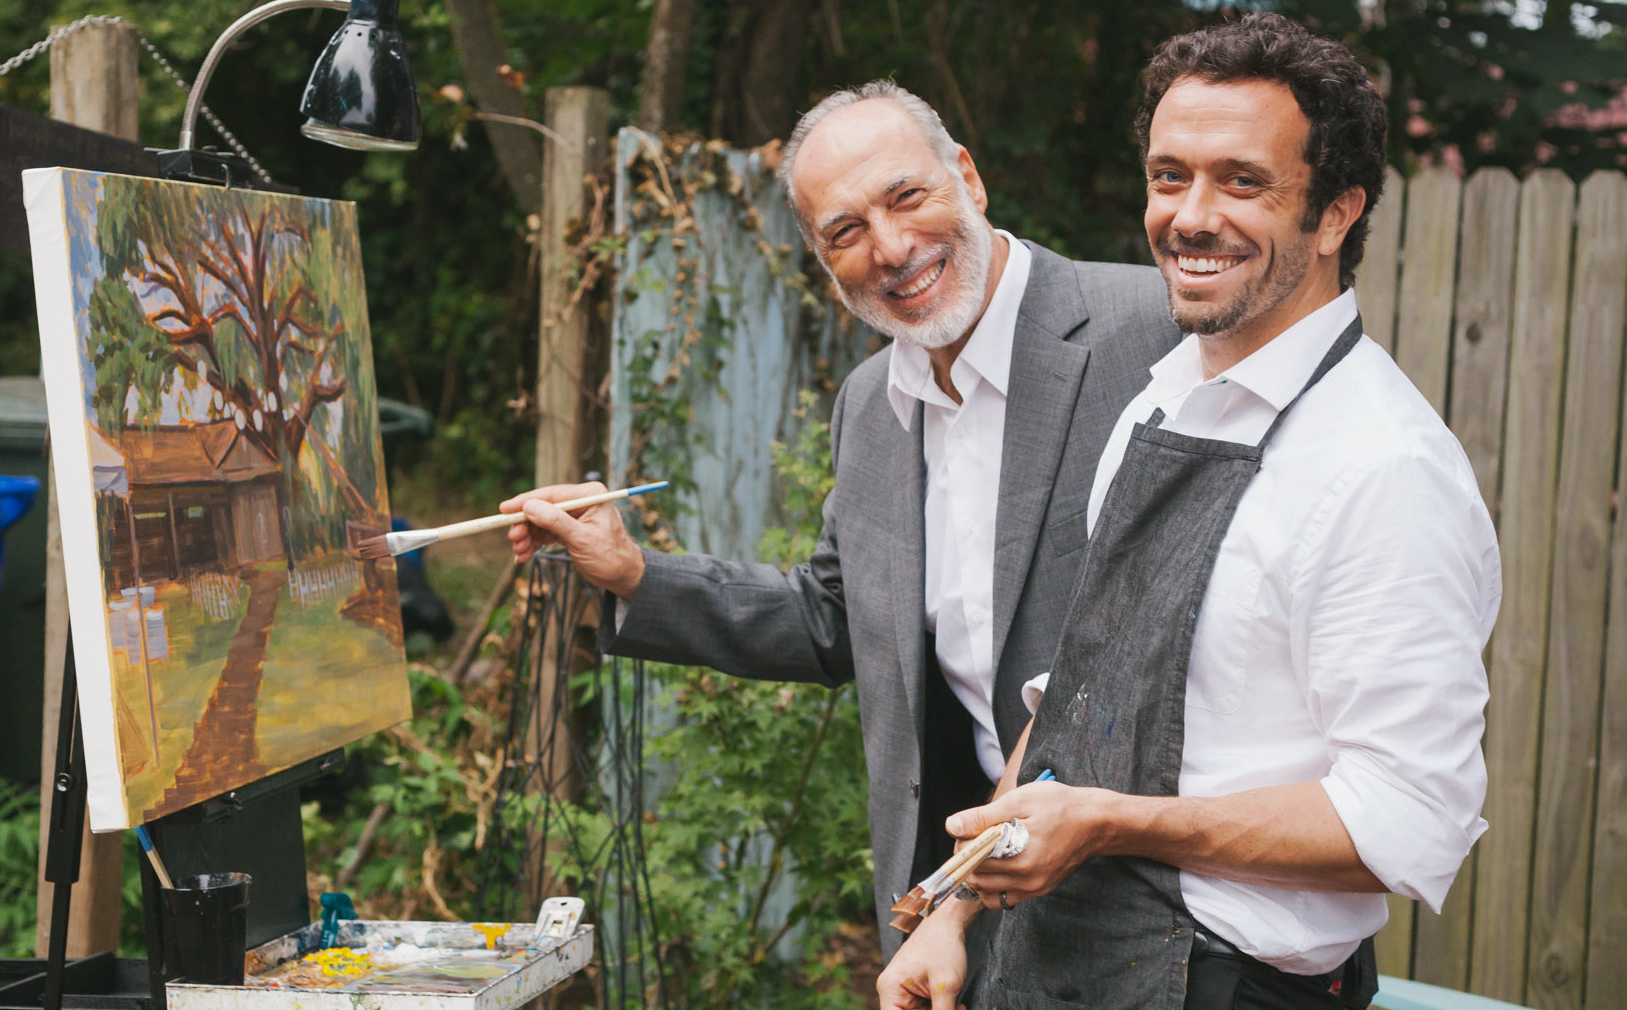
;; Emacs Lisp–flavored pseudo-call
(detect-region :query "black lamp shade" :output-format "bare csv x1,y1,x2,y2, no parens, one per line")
299,0,421,151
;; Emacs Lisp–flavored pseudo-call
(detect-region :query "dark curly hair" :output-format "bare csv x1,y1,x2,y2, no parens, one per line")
1133,12,1387,288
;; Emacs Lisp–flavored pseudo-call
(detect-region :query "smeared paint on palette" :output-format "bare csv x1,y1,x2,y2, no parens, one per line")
167,920,592,1010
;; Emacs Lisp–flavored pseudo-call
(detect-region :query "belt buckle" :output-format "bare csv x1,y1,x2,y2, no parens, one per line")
1191,928,1242,959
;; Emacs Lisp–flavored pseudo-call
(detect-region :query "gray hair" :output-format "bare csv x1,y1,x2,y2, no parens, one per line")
778,81,961,244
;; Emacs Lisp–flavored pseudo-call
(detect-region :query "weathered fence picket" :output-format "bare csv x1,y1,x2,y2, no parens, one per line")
1356,165,1406,357
1415,166,1522,994
1447,168,1520,516
1589,242,1627,1008
1393,167,1462,412
1466,169,1572,1005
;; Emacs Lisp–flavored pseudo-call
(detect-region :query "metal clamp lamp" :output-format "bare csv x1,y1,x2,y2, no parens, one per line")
162,0,420,183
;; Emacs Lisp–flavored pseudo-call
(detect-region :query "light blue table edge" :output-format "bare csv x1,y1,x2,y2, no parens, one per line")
1375,975,1534,1010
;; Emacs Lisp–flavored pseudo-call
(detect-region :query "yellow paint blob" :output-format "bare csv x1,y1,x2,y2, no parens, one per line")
304,947,374,977
472,923,511,949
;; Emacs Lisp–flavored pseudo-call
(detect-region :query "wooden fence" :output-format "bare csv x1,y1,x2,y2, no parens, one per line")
1356,165,1627,1010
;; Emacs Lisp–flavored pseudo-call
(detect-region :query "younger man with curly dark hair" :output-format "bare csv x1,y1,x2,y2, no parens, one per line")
879,13,1499,1010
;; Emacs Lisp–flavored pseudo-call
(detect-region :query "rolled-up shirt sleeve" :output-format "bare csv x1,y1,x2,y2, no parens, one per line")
1022,672,1050,714
1294,452,1499,912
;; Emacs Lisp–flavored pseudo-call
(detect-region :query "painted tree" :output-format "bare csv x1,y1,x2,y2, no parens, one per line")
81,174,386,564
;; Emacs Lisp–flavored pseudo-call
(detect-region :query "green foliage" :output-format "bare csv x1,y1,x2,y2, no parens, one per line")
543,403,872,1010
634,667,871,1010
757,391,835,569
1290,0,1627,176
0,780,41,957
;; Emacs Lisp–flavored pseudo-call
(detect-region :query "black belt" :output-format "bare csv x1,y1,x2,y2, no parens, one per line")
1190,928,1245,959
1185,928,1377,1010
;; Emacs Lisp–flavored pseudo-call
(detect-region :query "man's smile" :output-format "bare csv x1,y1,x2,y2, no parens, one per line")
1175,254,1245,276
888,258,947,300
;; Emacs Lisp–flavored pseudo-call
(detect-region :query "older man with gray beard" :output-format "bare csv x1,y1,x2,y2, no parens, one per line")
501,81,1178,974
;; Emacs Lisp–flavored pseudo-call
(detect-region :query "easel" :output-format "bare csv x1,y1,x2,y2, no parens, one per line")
0,628,344,1010
0,134,335,1010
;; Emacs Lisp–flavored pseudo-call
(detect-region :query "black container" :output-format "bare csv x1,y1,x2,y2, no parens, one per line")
161,872,252,986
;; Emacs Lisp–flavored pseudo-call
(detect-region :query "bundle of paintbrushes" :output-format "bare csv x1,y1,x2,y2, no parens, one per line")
888,819,1029,933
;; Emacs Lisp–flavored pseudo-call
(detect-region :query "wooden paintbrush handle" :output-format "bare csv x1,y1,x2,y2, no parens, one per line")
941,834,1002,899
432,487,639,544
931,823,1004,885
430,510,531,541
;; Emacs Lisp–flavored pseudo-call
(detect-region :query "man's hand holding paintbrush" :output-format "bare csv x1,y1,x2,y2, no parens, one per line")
500,481,651,600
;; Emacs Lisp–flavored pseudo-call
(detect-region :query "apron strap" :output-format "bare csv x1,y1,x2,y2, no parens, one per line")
1140,313,1364,447
1255,314,1365,450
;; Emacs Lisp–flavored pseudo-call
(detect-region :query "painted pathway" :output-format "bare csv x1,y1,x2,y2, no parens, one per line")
143,567,279,818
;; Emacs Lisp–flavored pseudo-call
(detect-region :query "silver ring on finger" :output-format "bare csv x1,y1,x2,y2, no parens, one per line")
999,890,1012,910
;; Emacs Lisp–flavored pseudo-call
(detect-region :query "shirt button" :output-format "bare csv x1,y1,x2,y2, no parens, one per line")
972,609,987,624
964,520,977,534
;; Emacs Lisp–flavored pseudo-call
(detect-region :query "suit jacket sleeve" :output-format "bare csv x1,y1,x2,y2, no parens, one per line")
598,380,857,689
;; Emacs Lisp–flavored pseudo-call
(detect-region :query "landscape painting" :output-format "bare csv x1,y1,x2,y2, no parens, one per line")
24,168,411,831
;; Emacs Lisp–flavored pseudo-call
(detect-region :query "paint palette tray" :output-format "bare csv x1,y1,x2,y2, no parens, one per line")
165,920,593,1010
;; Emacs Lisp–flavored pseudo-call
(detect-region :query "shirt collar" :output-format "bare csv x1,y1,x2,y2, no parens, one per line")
1143,287,1360,412
887,232,1031,430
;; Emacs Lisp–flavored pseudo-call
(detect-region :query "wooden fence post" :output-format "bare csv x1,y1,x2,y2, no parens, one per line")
534,86,609,489
34,19,139,959
527,86,608,909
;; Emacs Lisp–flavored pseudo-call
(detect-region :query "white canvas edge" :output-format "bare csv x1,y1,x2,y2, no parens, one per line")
23,167,129,832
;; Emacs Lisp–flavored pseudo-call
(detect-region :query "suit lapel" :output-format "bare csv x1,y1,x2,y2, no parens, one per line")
890,397,929,736
991,245,1092,672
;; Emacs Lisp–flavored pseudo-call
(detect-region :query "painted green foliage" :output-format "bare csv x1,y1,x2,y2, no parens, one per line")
81,174,385,554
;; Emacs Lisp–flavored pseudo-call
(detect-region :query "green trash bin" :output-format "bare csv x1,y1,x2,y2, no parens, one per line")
0,376,49,788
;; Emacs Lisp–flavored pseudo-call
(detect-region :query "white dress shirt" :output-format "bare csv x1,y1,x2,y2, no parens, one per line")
888,232,1031,783
1025,289,1501,974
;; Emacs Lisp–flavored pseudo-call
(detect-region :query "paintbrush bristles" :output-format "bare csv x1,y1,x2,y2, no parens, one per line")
888,823,1008,934
894,823,1002,909
353,536,395,560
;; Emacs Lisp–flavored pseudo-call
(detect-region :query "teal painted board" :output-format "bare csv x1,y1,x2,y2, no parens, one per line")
608,128,871,562
1376,976,1535,1010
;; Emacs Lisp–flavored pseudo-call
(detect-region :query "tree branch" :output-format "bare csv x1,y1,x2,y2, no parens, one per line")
443,0,544,214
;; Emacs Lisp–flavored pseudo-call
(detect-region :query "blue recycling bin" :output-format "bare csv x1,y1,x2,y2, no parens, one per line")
0,474,40,588
0,376,49,785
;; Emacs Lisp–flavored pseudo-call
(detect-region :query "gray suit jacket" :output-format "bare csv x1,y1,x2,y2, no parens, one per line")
606,242,1178,960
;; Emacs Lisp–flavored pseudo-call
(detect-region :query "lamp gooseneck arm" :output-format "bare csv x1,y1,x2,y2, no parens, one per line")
179,0,351,151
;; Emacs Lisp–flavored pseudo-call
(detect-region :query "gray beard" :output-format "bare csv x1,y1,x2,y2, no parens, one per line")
831,189,995,350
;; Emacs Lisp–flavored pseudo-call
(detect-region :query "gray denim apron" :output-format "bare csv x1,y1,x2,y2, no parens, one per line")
979,316,1365,1010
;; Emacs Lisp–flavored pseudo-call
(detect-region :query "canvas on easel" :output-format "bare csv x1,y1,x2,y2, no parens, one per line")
23,168,411,832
